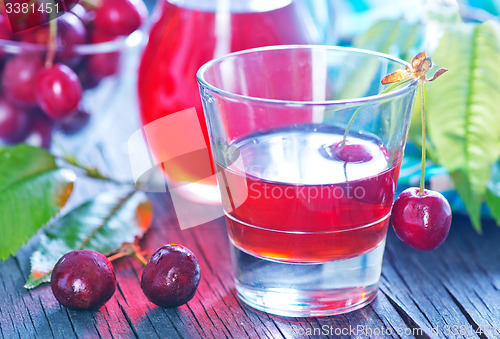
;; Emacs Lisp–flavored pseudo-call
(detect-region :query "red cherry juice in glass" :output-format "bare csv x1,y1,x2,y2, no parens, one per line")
138,0,311,185
218,125,401,263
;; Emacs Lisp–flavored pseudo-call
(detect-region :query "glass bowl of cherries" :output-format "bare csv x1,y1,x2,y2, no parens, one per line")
0,0,147,149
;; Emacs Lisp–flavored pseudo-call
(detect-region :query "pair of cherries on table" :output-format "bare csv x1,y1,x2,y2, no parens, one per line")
51,244,201,310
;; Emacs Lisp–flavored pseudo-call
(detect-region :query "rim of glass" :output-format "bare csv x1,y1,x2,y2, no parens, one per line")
197,45,418,106
0,29,144,55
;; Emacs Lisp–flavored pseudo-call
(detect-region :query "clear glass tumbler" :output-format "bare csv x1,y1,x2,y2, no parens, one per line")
197,45,417,317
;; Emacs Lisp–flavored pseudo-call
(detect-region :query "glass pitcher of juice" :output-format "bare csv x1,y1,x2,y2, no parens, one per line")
138,0,334,203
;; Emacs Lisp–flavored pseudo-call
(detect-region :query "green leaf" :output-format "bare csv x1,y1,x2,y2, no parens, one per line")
344,18,423,101
0,145,75,261
24,188,153,289
426,21,500,232
355,19,401,53
486,189,500,225
340,20,402,101
354,18,423,58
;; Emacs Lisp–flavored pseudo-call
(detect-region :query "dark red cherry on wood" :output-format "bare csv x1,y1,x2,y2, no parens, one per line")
141,244,201,308
391,187,452,251
51,250,116,310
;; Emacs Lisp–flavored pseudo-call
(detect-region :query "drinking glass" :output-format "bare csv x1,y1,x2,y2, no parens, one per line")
197,45,418,316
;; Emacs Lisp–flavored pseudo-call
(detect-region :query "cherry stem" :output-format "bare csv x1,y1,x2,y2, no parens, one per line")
340,107,362,147
340,77,413,147
134,251,148,266
107,245,148,266
107,252,129,262
45,15,57,69
60,154,135,186
419,81,426,197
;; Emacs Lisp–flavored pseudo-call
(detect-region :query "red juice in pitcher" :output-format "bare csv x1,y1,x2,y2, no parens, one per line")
138,0,312,185
218,125,401,263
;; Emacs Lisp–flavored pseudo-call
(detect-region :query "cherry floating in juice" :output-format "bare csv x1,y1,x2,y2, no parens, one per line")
218,125,401,263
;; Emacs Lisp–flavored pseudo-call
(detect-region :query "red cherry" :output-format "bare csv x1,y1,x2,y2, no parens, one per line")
141,244,201,308
84,29,121,79
24,13,87,64
51,250,116,310
4,0,47,32
88,52,120,78
391,187,452,251
329,141,373,163
13,30,36,43
0,13,13,41
94,0,147,37
61,0,80,11
36,64,82,119
59,109,90,135
56,13,87,64
22,112,53,149
90,28,118,44
0,16,12,59
2,54,44,107
77,65,101,90
0,97,29,142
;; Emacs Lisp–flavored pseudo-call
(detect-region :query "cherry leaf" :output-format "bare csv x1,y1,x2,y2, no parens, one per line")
350,19,423,98
24,188,153,289
0,144,75,261
485,161,500,226
412,52,427,71
381,69,412,85
426,21,500,231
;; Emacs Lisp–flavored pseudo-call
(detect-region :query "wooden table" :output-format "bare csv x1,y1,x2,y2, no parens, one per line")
1,47,500,339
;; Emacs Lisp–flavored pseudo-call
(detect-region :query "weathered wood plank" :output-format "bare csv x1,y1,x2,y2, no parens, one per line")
5,119,500,339
442,218,500,333
381,216,500,339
